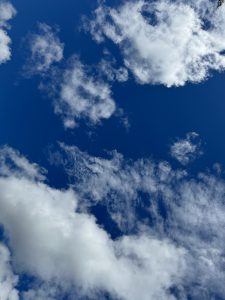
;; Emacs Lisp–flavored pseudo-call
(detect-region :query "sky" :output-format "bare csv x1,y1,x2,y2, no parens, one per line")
0,0,225,299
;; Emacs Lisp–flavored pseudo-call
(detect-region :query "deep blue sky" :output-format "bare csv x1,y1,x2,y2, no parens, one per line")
1,1,225,299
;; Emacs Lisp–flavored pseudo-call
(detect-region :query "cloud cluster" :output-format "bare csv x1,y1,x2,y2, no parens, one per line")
25,23,64,75
170,132,202,165
0,1,16,64
59,142,225,299
0,146,185,300
87,0,225,87
24,25,118,128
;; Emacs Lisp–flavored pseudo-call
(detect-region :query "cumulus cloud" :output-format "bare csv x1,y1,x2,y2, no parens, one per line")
170,132,202,165
25,23,64,75
0,146,185,300
0,243,19,300
87,0,225,87
53,57,117,128
0,1,16,64
58,142,225,299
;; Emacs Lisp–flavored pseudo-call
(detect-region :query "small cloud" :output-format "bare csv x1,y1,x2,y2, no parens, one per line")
52,57,117,128
0,1,16,64
170,132,202,165
25,23,64,75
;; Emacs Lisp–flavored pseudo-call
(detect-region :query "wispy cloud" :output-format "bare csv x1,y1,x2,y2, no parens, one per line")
25,23,64,75
0,1,16,64
86,0,225,87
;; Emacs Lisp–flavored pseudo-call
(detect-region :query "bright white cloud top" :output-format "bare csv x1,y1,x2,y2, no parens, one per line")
87,0,225,86
0,1,16,64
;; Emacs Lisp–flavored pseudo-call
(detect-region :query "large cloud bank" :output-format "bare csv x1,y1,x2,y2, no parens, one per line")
0,146,185,300
87,0,225,86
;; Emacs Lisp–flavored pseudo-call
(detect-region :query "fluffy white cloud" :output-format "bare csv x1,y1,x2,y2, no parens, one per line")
0,1,16,64
87,0,225,87
54,57,116,128
26,23,64,74
0,146,185,300
0,243,19,300
170,132,202,165
59,142,225,299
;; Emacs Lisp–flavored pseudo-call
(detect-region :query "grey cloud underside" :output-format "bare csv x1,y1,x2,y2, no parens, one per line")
87,0,225,87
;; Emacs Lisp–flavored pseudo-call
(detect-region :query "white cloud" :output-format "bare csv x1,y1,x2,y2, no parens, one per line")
0,243,19,300
170,132,202,165
0,146,185,300
87,0,225,87
0,1,16,64
59,143,225,299
0,146,46,181
54,57,116,128
26,23,64,75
